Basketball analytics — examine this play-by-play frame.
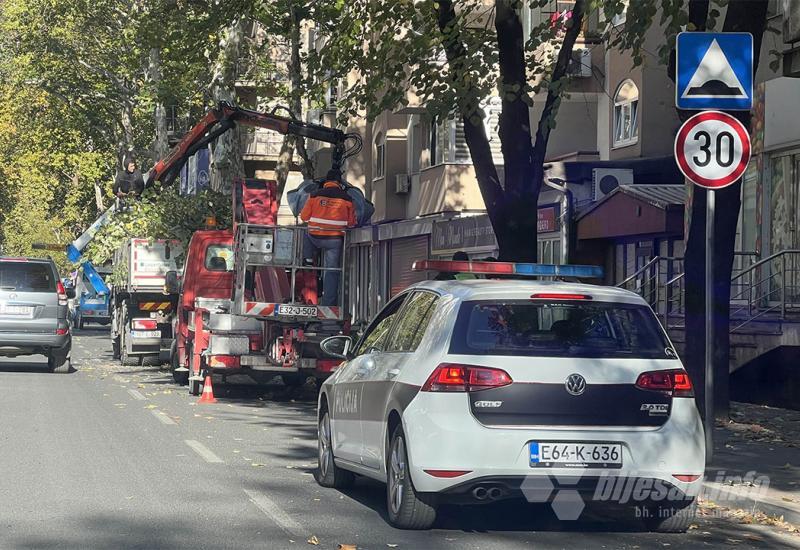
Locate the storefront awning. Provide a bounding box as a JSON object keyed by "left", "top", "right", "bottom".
{"left": 576, "top": 185, "right": 686, "bottom": 240}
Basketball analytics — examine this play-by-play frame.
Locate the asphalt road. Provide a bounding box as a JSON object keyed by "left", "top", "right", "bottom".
{"left": 0, "top": 329, "right": 796, "bottom": 550}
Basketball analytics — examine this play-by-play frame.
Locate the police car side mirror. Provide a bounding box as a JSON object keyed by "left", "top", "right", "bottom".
{"left": 321, "top": 335, "right": 352, "bottom": 360}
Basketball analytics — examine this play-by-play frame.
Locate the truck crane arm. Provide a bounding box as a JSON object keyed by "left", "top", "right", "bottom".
{"left": 66, "top": 101, "right": 361, "bottom": 263}
{"left": 146, "top": 101, "right": 361, "bottom": 188}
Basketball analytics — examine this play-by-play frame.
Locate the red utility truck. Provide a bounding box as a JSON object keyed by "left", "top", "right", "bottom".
{"left": 168, "top": 178, "right": 343, "bottom": 394}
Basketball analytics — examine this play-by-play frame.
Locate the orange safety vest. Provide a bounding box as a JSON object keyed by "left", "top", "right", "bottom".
{"left": 300, "top": 182, "right": 357, "bottom": 237}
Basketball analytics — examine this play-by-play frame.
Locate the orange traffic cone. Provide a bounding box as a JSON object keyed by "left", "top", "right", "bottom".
{"left": 198, "top": 375, "right": 217, "bottom": 404}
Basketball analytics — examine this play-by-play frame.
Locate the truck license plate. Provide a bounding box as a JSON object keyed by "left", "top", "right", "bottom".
{"left": 530, "top": 442, "right": 622, "bottom": 468}
{"left": 130, "top": 330, "right": 161, "bottom": 339}
{"left": 277, "top": 305, "right": 318, "bottom": 317}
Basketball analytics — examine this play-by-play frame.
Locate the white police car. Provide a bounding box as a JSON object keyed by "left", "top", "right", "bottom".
{"left": 315, "top": 261, "right": 705, "bottom": 531}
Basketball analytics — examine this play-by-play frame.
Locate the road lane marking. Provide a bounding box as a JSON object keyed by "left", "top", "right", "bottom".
{"left": 184, "top": 439, "right": 224, "bottom": 463}
{"left": 243, "top": 489, "right": 304, "bottom": 539}
{"left": 150, "top": 410, "right": 176, "bottom": 425}
{"left": 127, "top": 389, "right": 146, "bottom": 400}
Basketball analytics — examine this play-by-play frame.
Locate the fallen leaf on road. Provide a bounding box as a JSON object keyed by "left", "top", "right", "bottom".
{"left": 313, "top": 498, "right": 320, "bottom": 502}
{"left": 251, "top": 463, "right": 265, "bottom": 467}
{"left": 387, "top": 545, "right": 398, "bottom": 548}
{"left": 145, "top": 404, "right": 157, "bottom": 409}
{"left": 307, "top": 535, "right": 319, "bottom": 545}
{"left": 337, "top": 545, "right": 357, "bottom": 550}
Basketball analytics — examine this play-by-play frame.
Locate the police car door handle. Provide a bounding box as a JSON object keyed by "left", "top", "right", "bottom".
{"left": 387, "top": 368, "right": 400, "bottom": 378}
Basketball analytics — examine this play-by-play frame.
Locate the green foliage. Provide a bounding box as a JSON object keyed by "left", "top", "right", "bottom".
{"left": 84, "top": 186, "right": 232, "bottom": 266}
{"left": 0, "top": 0, "right": 251, "bottom": 274}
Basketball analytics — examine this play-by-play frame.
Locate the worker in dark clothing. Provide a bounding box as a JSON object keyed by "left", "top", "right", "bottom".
{"left": 113, "top": 155, "right": 145, "bottom": 204}
{"left": 300, "top": 170, "right": 357, "bottom": 306}
{"left": 435, "top": 251, "right": 473, "bottom": 280}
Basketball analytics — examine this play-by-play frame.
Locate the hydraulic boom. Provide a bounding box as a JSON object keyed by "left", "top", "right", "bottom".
{"left": 66, "top": 101, "right": 361, "bottom": 263}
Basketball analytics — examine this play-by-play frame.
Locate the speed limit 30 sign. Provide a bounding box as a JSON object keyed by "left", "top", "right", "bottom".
{"left": 674, "top": 111, "right": 751, "bottom": 189}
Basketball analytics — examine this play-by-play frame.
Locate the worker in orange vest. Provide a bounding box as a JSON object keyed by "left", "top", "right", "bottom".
{"left": 300, "top": 170, "right": 357, "bottom": 306}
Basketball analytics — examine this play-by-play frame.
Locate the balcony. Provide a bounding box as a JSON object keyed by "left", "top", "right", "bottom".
{"left": 241, "top": 128, "right": 298, "bottom": 161}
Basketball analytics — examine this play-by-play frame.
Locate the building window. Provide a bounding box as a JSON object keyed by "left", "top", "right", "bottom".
{"left": 374, "top": 134, "right": 385, "bottom": 179}
{"left": 613, "top": 79, "right": 639, "bottom": 147}
{"left": 427, "top": 117, "right": 471, "bottom": 167}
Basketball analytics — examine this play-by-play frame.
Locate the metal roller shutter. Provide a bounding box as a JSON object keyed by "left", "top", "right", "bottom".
{"left": 390, "top": 236, "right": 429, "bottom": 297}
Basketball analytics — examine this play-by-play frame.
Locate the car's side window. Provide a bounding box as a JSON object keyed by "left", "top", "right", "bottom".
{"left": 353, "top": 295, "right": 407, "bottom": 356}
{"left": 386, "top": 291, "right": 439, "bottom": 353}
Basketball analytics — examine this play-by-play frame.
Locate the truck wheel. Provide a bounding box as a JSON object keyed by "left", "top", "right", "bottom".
{"left": 120, "top": 326, "right": 138, "bottom": 366}
{"left": 75, "top": 312, "right": 84, "bottom": 330}
{"left": 111, "top": 336, "right": 121, "bottom": 360}
{"left": 171, "top": 351, "right": 188, "bottom": 385}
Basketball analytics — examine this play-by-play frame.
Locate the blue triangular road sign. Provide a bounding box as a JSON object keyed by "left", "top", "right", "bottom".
{"left": 676, "top": 32, "right": 753, "bottom": 110}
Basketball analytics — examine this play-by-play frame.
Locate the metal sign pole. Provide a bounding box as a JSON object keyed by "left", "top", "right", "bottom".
{"left": 705, "top": 189, "right": 715, "bottom": 465}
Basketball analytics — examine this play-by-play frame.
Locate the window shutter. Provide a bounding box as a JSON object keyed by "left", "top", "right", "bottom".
{"left": 390, "top": 236, "right": 429, "bottom": 296}
{"left": 453, "top": 119, "right": 471, "bottom": 162}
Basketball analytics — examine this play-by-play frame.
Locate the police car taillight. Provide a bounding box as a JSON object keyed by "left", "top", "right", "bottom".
{"left": 636, "top": 369, "right": 694, "bottom": 398}
{"left": 421, "top": 363, "right": 512, "bottom": 392}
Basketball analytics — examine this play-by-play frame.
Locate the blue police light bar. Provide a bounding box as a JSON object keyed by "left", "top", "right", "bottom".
{"left": 412, "top": 260, "right": 603, "bottom": 279}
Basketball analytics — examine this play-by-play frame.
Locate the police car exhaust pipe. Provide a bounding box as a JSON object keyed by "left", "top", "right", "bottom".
{"left": 472, "top": 487, "right": 488, "bottom": 500}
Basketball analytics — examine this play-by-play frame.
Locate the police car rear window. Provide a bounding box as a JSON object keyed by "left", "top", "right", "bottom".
{"left": 450, "top": 300, "right": 674, "bottom": 359}
{"left": 0, "top": 262, "right": 56, "bottom": 292}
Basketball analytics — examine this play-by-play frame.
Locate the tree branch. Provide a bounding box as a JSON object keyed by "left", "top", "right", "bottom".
{"left": 495, "top": 0, "right": 534, "bottom": 196}
{"left": 531, "top": 0, "right": 586, "bottom": 168}
{"left": 436, "top": 0, "right": 504, "bottom": 213}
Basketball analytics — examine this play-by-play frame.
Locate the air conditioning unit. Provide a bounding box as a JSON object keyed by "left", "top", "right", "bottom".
{"left": 568, "top": 48, "right": 592, "bottom": 78}
{"left": 592, "top": 168, "right": 633, "bottom": 201}
{"left": 395, "top": 173, "right": 410, "bottom": 194}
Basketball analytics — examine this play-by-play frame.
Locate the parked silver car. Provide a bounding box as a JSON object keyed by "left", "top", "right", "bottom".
{"left": 0, "top": 257, "right": 74, "bottom": 372}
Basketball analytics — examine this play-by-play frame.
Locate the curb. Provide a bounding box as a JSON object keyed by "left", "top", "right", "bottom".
{"left": 703, "top": 481, "right": 800, "bottom": 526}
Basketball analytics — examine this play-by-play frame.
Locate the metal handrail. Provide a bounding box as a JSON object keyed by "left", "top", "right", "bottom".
{"left": 730, "top": 249, "right": 800, "bottom": 283}
{"left": 618, "top": 250, "right": 800, "bottom": 334}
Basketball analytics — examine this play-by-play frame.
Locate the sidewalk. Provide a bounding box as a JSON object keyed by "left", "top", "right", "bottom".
{"left": 703, "top": 402, "right": 800, "bottom": 527}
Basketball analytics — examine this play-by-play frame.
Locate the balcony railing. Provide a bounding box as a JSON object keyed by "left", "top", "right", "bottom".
{"left": 241, "top": 128, "right": 298, "bottom": 160}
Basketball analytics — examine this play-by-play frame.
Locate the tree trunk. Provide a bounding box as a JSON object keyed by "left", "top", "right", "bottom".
{"left": 273, "top": 2, "right": 314, "bottom": 200}
{"left": 681, "top": 0, "right": 768, "bottom": 419}
{"left": 437, "top": 0, "right": 507, "bottom": 259}
{"left": 210, "top": 18, "right": 246, "bottom": 194}
{"left": 149, "top": 48, "right": 169, "bottom": 161}
{"left": 119, "top": 101, "right": 135, "bottom": 166}
{"left": 437, "top": 0, "right": 585, "bottom": 262}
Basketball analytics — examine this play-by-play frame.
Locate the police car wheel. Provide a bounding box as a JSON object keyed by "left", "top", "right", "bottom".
{"left": 643, "top": 498, "right": 696, "bottom": 533}
{"left": 314, "top": 409, "right": 354, "bottom": 489}
{"left": 386, "top": 425, "right": 437, "bottom": 530}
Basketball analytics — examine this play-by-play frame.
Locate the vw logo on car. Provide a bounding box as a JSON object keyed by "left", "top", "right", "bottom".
{"left": 565, "top": 373, "right": 587, "bottom": 396}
